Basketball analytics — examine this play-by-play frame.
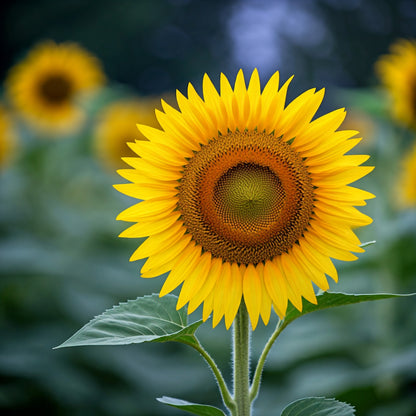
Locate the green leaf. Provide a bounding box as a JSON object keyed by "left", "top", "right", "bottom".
{"left": 55, "top": 294, "right": 203, "bottom": 348}
{"left": 281, "top": 292, "right": 415, "bottom": 331}
{"left": 281, "top": 397, "right": 355, "bottom": 416}
{"left": 157, "top": 396, "right": 226, "bottom": 416}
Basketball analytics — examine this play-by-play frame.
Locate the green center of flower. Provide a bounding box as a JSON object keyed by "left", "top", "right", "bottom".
{"left": 39, "top": 74, "right": 73, "bottom": 105}
{"left": 214, "top": 163, "right": 285, "bottom": 236}
{"left": 178, "top": 130, "right": 315, "bottom": 264}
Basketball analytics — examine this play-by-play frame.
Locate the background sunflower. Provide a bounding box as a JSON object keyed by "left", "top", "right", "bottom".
{"left": 0, "top": 1, "right": 416, "bottom": 415}
{"left": 5, "top": 40, "right": 105, "bottom": 136}
{"left": 0, "top": 105, "right": 17, "bottom": 168}
{"left": 375, "top": 39, "right": 416, "bottom": 129}
{"left": 93, "top": 96, "right": 175, "bottom": 171}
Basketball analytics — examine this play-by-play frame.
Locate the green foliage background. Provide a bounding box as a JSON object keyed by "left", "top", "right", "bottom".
{"left": 0, "top": 0, "right": 416, "bottom": 415}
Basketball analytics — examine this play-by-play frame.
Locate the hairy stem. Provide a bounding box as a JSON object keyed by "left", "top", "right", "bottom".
{"left": 250, "top": 318, "right": 284, "bottom": 402}
{"left": 233, "top": 303, "right": 251, "bottom": 416}
{"left": 183, "top": 338, "right": 235, "bottom": 412}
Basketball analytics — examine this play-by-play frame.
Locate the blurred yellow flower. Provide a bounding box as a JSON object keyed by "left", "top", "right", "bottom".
{"left": 93, "top": 98, "right": 164, "bottom": 171}
{"left": 375, "top": 38, "right": 416, "bottom": 128}
{"left": 398, "top": 140, "right": 416, "bottom": 208}
{"left": 0, "top": 105, "right": 18, "bottom": 169}
{"left": 115, "top": 69, "right": 374, "bottom": 330}
{"left": 5, "top": 40, "right": 105, "bottom": 136}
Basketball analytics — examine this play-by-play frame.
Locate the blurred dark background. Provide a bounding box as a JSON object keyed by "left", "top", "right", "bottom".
{"left": 1, "top": 0, "right": 416, "bottom": 415}
{"left": 2, "top": 0, "right": 416, "bottom": 96}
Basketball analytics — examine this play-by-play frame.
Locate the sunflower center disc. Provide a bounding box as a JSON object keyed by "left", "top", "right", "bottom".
{"left": 213, "top": 163, "right": 285, "bottom": 238}
{"left": 39, "top": 74, "right": 72, "bottom": 104}
{"left": 179, "top": 130, "right": 315, "bottom": 264}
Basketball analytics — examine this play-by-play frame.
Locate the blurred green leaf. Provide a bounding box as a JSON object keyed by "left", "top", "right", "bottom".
{"left": 55, "top": 294, "right": 203, "bottom": 348}
{"left": 336, "top": 88, "right": 387, "bottom": 117}
{"left": 281, "top": 397, "right": 355, "bottom": 416}
{"left": 281, "top": 292, "right": 415, "bottom": 331}
{"left": 157, "top": 396, "right": 226, "bottom": 416}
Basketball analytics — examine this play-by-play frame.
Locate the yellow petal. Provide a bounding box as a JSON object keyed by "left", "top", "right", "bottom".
{"left": 299, "top": 130, "right": 357, "bottom": 160}
{"left": 220, "top": 73, "right": 236, "bottom": 131}
{"left": 176, "top": 252, "right": 212, "bottom": 310}
{"left": 224, "top": 263, "right": 243, "bottom": 329}
{"left": 137, "top": 124, "right": 190, "bottom": 155}
{"left": 307, "top": 154, "right": 371, "bottom": 174}
{"left": 313, "top": 166, "right": 374, "bottom": 187}
{"left": 141, "top": 256, "right": 177, "bottom": 279}
{"left": 256, "top": 263, "right": 272, "bottom": 326}
{"left": 129, "top": 222, "right": 185, "bottom": 261}
{"left": 202, "top": 73, "right": 227, "bottom": 133}
{"left": 188, "top": 258, "right": 223, "bottom": 314}
{"left": 280, "top": 252, "right": 317, "bottom": 306}
{"left": 159, "top": 243, "right": 201, "bottom": 296}
{"left": 318, "top": 220, "right": 364, "bottom": 245}
{"left": 293, "top": 108, "right": 347, "bottom": 151}
{"left": 113, "top": 182, "right": 178, "bottom": 200}
{"left": 309, "top": 221, "right": 364, "bottom": 253}
{"left": 263, "top": 260, "right": 288, "bottom": 316}
{"left": 117, "top": 159, "right": 182, "bottom": 182}
{"left": 259, "top": 74, "right": 293, "bottom": 133}
{"left": 298, "top": 238, "right": 338, "bottom": 283}
{"left": 278, "top": 88, "right": 325, "bottom": 140}
{"left": 161, "top": 96, "right": 207, "bottom": 149}
{"left": 273, "top": 256, "right": 303, "bottom": 311}
{"left": 118, "top": 212, "right": 181, "bottom": 238}
{"left": 116, "top": 197, "right": 178, "bottom": 222}
{"left": 141, "top": 234, "right": 192, "bottom": 276}
{"left": 203, "top": 289, "right": 215, "bottom": 322}
{"left": 246, "top": 69, "right": 262, "bottom": 130}
{"left": 128, "top": 139, "right": 187, "bottom": 166}
{"left": 233, "top": 69, "right": 250, "bottom": 129}
{"left": 187, "top": 82, "right": 217, "bottom": 135}
{"left": 243, "top": 264, "right": 262, "bottom": 330}
{"left": 291, "top": 244, "right": 329, "bottom": 291}
{"left": 304, "top": 231, "right": 358, "bottom": 262}
{"left": 212, "top": 261, "right": 231, "bottom": 327}
{"left": 260, "top": 70, "right": 280, "bottom": 112}
{"left": 301, "top": 136, "right": 361, "bottom": 163}
{"left": 313, "top": 203, "right": 373, "bottom": 227}
{"left": 115, "top": 172, "right": 177, "bottom": 187}
{"left": 272, "top": 302, "right": 285, "bottom": 319}
{"left": 314, "top": 186, "right": 375, "bottom": 206}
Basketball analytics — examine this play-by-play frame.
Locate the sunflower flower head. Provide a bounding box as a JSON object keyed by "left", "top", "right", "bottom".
{"left": 93, "top": 98, "right": 163, "bottom": 171}
{"left": 397, "top": 140, "right": 416, "bottom": 208}
{"left": 115, "top": 69, "right": 374, "bottom": 330}
{"left": 5, "top": 40, "right": 106, "bottom": 136}
{"left": 375, "top": 38, "right": 416, "bottom": 129}
{"left": 0, "top": 105, "right": 18, "bottom": 169}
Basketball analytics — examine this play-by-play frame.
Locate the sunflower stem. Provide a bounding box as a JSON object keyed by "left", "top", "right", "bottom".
{"left": 233, "top": 302, "right": 251, "bottom": 416}
{"left": 182, "top": 339, "right": 235, "bottom": 412}
{"left": 250, "top": 318, "right": 284, "bottom": 402}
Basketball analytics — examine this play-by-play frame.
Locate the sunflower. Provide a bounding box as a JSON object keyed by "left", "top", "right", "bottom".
{"left": 115, "top": 69, "right": 374, "bottom": 329}
{"left": 398, "top": 140, "right": 416, "bottom": 207}
{"left": 5, "top": 40, "right": 105, "bottom": 135}
{"left": 375, "top": 38, "right": 416, "bottom": 128}
{"left": 94, "top": 98, "right": 164, "bottom": 171}
{"left": 0, "top": 105, "right": 17, "bottom": 169}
